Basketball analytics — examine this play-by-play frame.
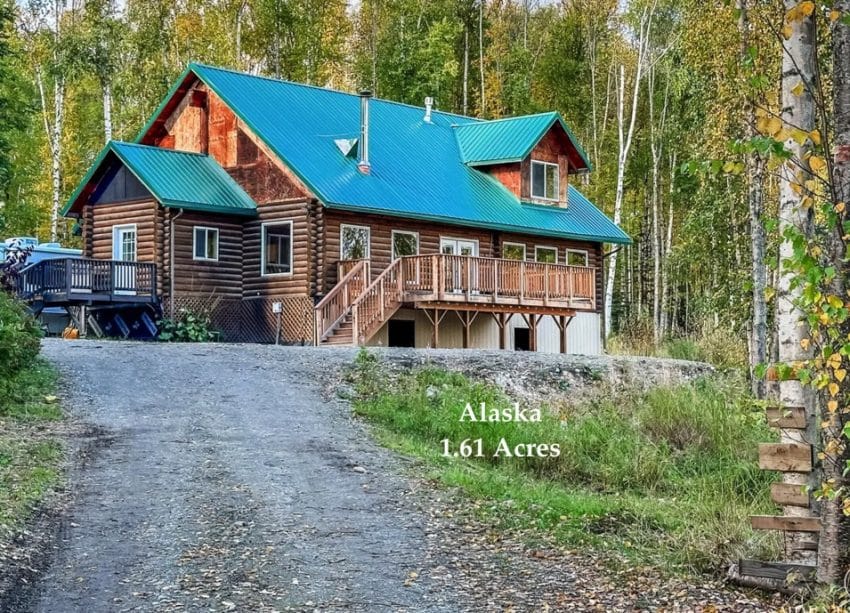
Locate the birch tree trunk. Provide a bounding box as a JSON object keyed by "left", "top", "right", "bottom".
{"left": 604, "top": 12, "right": 650, "bottom": 338}
{"left": 818, "top": 0, "right": 850, "bottom": 583}
{"left": 738, "top": 0, "right": 768, "bottom": 399}
{"left": 49, "top": 81, "right": 63, "bottom": 242}
{"left": 479, "top": 0, "right": 485, "bottom": 116}
{"left": 102, "top": 79, "right": 112, "bottom": 142}
{"left": 660, "top": 156, "right": 674, "bottom": 336}
{"left": 777, "top": 0, "right": 818, "bottom": 564}
{"left": 463, "top": 25, "right": 469, "bottom": 115}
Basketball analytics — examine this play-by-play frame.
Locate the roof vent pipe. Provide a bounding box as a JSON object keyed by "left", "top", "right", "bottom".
{"left": 424, "top": 97, "right": 433, "bottom": 123}
{"left": 358, "top": 90, "right": 372, "bottom": 175}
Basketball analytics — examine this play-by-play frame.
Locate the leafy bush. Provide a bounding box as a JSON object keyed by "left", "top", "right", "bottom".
{"left": 0, "top": 291, "right": 41, "bottom": 381}
{"left": 157, "top": 309, "right": 217, "bottom": 342}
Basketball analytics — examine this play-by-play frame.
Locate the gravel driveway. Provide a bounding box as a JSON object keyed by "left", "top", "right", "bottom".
{"left": 27, "top": 340, "right": 449, "bottom": 612}
{"left": 15, "top": 340, "right": 777, "bottom": 612}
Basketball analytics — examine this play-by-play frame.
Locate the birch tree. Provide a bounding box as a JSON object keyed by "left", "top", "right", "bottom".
{"left": 604, "top": 7, "right": 652, "bottom": 338}
{"left": 817, "top": 0, "right": 850, "bottom": 583}
{"left": 776, "top": 0, "right": 818, "bottom": 563}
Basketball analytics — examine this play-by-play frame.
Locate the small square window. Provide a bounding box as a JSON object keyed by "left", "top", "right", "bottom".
{"left": 392, "top": 231, "right": 418, "bottom": 259}
{"left": 531, "top": 161, "right": 559, "bottom": 201}
{"left": 193, "top": 227, "right": 219, "bottom": 261}
{"left": 567, "top": 250, "right": 588, "bottom": 267}
{"left": 341, "top": 224, "right": 370, "bottom": 260}
{"left": 535, "top": 246, "right": 557, "bottom": 264}
{"left": 502, "top": 243, "right": 526, "bottom": 261}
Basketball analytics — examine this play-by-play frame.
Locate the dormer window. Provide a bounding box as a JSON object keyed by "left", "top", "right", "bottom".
{"left": 531, "top": 161, "right": 559, "bottom": 201}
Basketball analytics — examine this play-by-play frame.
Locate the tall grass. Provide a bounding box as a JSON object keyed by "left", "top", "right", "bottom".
{"left": 347, "top": 350, "right": 779, "bottom": 574}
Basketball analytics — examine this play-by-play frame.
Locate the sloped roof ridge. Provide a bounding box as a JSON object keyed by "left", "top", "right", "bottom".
{"left": 189, "top": 62, "right": 481, "bottom": 123}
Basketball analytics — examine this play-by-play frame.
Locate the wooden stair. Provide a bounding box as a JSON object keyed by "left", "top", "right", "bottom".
{"left": 322, "top": 315, "right": 355, "bottom": 345}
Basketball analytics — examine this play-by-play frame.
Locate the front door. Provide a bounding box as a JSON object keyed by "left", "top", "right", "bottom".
{"left": 440, "top": 238, "right": 478, "bottom": 292}
{"left": 112, "top": 224, "right": 137, "bottom": 294}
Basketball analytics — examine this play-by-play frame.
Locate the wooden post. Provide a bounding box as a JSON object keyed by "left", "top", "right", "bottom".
{"left": 530, "top": 314, "right": 539, "bottom": 351}
{"left": 432, "top": 308, "right": 440, "bottom": 348}
{"left": 493, "top": 259, "right": 499, "bottom": 302}
{"left": 559, "top": 315, "right": 567, "bottom": 354}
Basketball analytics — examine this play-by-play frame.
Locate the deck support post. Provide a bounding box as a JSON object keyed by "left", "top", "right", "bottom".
{"left": 492, "top": 312, "right": 513, "bottom": 350}
{"left": 422, "top": 307, "right": 447, "bottom": 349}
{"left": 455, "top": 310, "right": 479, "bottom": 349}
{"left": 554, "top": 315, "right": 574, "bottom": 354}
{"left": 521, "top": 313, "right": 540, "bottom": 352}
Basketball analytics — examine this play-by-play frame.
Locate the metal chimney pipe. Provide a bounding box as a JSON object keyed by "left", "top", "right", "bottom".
{"left": 358, "top": 90, "right": 372, "bottom": 174}
{"left": 424, "top": 97, "right": 433, "bottom": 123}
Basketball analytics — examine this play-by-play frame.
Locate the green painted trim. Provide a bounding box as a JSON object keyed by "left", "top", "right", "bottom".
{"left": 466, "top": 157, "right": 524, "bottom": 167}
{"left": 62, "top": 140, "right": 258, "bottom": 219}
{"left": 555, "top": 115, "right": 593, "bottom": 172}
{"left": 133, "top": 64, "right": 196, "bottom": 144}
{"left": 61, "top": 141, "right": 115, "bottom": 216}
{"left": 323, "top": 200, "right": 631, "bottom": 244}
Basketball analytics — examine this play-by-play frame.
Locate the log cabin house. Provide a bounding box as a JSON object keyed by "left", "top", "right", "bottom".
{"left": 60, "top": 63, "right": 630, "bottom": 352}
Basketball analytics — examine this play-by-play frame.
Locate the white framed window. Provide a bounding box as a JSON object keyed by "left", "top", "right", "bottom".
{"left": 531, "top": 160, "right": 559, "bottom": 201}
{"left": 193, "top": 226, "right": 219, "bottom": 261}
{"left": 566, "top": 249, "right": 589, "bottom": 267}
{"left": 502, "top": 242, "right": 526, "bottom": 261}
{"left": 261, "top": 221, "right": 293, "bottom": 276}
{"left": 391, "top": 230, "right": 419, "bottom": 259}
{"left": 439, "top": 237, "right": 478, "bottom": 256}
{"left": 340, "top": 224, "right": 370, "bottom": 260}
{"left": 112, "top": 224, "right": 137, "bottom": 262}
{"left": 535, "top": 245, "right": 558, "bottom": 264}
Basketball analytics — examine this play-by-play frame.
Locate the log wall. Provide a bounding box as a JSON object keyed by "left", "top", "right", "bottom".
{"left": 84, "top": 199, "right": 158, "bottom": 263}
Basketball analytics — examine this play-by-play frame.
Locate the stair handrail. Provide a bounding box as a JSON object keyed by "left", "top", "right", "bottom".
{"left": 314, "top": 259, "right": 370, "bottom": 344}
{"left": 14, "top": 259, "right": 50, "bottom": 300}
{"left": 349, "top": 258, "right": 404, "bottom": 344}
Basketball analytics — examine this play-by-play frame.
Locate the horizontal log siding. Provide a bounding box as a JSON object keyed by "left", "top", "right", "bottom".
{"left": 322, "top": 211, "right": 494, "bottom": 291}
{"left": 170, "top": 212, "right": 243, "bottom": 299}
{"left": 87, "top": 199, "right": 158, "bottom": 262}
{"left": 496, "top": 232, "right": 603, "bottom": 313}
{"left": 242, "top": 199, "right": 312, "bottom": 298}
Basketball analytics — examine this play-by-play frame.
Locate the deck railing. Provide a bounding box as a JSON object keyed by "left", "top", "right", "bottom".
{"left": 316, "top": 254, "right": 596, "bottom": 345}
{"left": 397, "top": 255, "right": 595, "bottom": 308}
{"left": 350, "top": 258, "right": 404, "bottom": 344}
{"left": 314, "top": 259, "right": 371, "bottom": 343}
{"left": 16, "top": 258, "right": 157, "bottom": 302}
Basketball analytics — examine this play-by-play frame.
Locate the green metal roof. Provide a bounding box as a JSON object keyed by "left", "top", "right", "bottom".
{"left": 63, "top": 141, "right": 257, "bottom": 217}
{"left": 454, "top": 112, "right": 592, "bottom": 170}
{"left": 125, "top": 63, "right": 629, "bottom": 244}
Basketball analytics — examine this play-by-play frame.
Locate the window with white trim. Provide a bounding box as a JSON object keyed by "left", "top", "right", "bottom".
{"left": 531, "top": 160, "right": 559, "bottom": 201}
{"left": 535, "top": 246, "right": 558, "bottom": 264}
{"left": 502, "top": 242, "right": 526, "bottom": 261}
{"left": 193, "top": 226, "right": 219, "bottom": 261}
{"left": 262, "top": 222, "right": 293, "bottom": 276}
{"left": 566, "top": 249, "right": 588, "bottom": 267}
{"left": 391, "top": 230, "right": 419, "bottom": 259}
{"left": 340, "top": 224, "right": 370, "bottom": 260}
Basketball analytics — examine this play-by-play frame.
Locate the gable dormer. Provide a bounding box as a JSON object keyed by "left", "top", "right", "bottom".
{"left": 454, "top": 112, "right": 590, "bottom": 208}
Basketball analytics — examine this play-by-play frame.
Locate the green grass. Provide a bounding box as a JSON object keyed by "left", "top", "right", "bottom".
{"left": 346, "top": 349, "right": 780, "bottom": 575}
{"left": 0, "top": 359, "right": 64, "bottom": 537}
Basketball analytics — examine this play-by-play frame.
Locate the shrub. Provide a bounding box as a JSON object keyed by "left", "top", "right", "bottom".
{"left": 157, "top": 309, "right": 217, "bottom": 342}
{"left": 0, "top": 291, "right": 42, "bottom": 380}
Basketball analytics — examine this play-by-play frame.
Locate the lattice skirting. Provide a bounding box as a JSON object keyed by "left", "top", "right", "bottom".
{"left": 165, "top": 295, "right": 314, "bottom": 344}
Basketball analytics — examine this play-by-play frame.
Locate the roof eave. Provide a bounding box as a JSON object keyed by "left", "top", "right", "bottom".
{"left": 323, "top": 200, "right": 631, "bottom": 245}
{"left": 159, "top": 200, "right": 258, "bottom": 217}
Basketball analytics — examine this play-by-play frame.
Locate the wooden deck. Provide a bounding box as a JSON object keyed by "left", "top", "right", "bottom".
{"left": 315, "top": 254, "right": 595, "bottom": 346}
{"left": 16, "top": 258, "right": 158, "bottom": 306}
